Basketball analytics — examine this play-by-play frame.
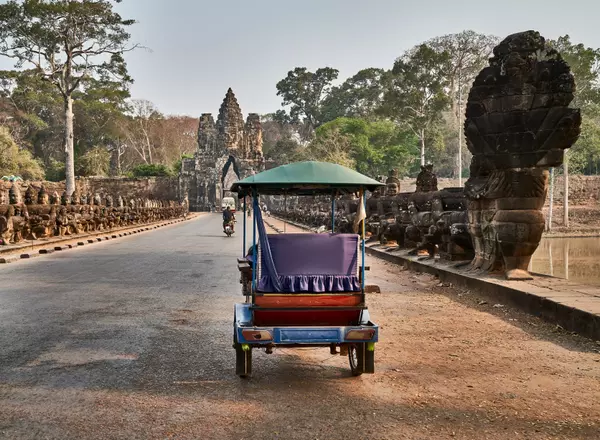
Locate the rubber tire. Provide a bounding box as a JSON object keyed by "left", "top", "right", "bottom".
{"left": 349, "top": 343, "right": 375, "bottom": 376}
{"left": 235, "top": 344, "right": 252, "bottom": 378}
{"left": 348, "top": 344, "right": 364, "bottom": 376}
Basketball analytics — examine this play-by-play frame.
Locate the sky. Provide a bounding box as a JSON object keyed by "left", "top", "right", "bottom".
{"left": 3, "top": 0, "right": 600, "bottom": 117}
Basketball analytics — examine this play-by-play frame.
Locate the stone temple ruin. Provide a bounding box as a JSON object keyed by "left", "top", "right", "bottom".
{"left": 179, "top": 88, "right": 265, "bottom": 211}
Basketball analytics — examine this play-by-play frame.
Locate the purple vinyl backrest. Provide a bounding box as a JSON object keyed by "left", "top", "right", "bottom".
{"left": 261, "top": 233, "right": 358, "bottom": 276}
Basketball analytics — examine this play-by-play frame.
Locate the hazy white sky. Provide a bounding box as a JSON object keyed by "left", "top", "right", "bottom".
{"left": 3, "top": 0, "right": 600, "bottom": 117}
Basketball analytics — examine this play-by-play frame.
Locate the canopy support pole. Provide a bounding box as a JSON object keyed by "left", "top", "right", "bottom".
{"left": 331, "top": 192, "right": 335, "bottom": 233}
{"left": 361, "top": 189, "right": 366, "bottom": 293}
{"left": 242, "top": 197, "right": 247, "bottom": 257}
{"left": 252, "top": 192, "right": 257, "bottom": 294}
{"left": 283, "top": 193, "right": 287, "bottom": 233}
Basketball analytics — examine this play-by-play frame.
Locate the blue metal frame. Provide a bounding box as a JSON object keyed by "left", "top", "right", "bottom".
{"left": 361, "top": 189, "right": 366, "bottom": 292}
{"left": 234, "top": 303, "right": 378, "bottom": 346}
{"left": 251, "top": 192, "right": 257, "bottom": 294}
{"left": 242, "top": 197, "right": 247, "bottom": 256}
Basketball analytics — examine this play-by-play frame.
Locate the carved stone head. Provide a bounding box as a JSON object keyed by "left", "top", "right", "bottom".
{"left": 71, "top": 189, "right": 81, "bottom": 205}
{"left": 50, "top": 191, "right": 60, "bottom": 205}
{"left": 0, "top": 189, "right": 7, "bottom": 205}
{"left": 61, "top": 191, "right": 70, "bottom": 206}
{"left": 416, "top": 164, "right": 438, "bottom": 193}
{"left": 117, "top": 195, "right": 124, "bottom": 208}
{"left": 94, "top": 193, "right": 102, "bottom": 206}
{"left": 38, "top": 185, "right": 49, "bottom": 205}
{"left": 9, "top": 183, "right": 22, "bottom": 204}
{"left": 25, "top": 186, "right": 35, "bottom": 205}
{"left": 105, "top": 195, "right": 113, "bottom": 207}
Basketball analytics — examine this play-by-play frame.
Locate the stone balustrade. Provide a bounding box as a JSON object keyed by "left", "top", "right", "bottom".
{"left": 0, "top": 183, "right": 189, "bottom": 245}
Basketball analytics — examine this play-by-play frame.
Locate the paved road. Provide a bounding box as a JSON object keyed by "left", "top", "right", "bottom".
{"left": 1, "top": 214, "right": 599, "bottom": 440}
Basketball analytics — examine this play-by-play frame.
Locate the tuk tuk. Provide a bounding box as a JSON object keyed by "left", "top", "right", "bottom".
{"left": 231, "top": 161, "right": 383, "bottom": 378}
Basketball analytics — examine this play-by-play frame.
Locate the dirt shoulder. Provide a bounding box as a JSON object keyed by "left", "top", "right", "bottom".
{"left": 262, "top": 217, "right": 600, "bottom": 439}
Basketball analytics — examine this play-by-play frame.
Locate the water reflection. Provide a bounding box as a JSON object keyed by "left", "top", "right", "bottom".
{"left": 530, "top": 237, "right": 600, "bottom": 285}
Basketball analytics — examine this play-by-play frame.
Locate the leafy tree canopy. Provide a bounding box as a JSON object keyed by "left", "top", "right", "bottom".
{"left": 0, "top": 126, "right": 44, "bottom": 180}
{"left": 276, "top": 67, "right": 339, "bottom": 129}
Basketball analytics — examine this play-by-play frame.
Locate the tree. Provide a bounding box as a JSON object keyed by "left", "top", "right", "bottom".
{"left": 0, "top": 69, "right": 64, "bottom": 161}
{"left": 302, "top": 128, "right": 355, "bottom": 169}
{"left": 568, "top": 104, "right": 600, "bottom": 174}
{"left": 314, "top": 117, "right": 417, "bottom": 178}
{"left": 426, "top": 31, "right": 498, "bottom": 181}
{"left": 549, "top": 35, "right": 600, "bottom": 109}
{"left": 131, "top": 163, "right": 173, "bottom": 177}
{"left": 0, "top": 0, "right": 137, "bottom": 195}
{"left": 121, "top": 99, "right": 161, "bottom": 165}
{"left": 276, "top": 67, "right": 339, "bottom": 129}
{"left": 321, "top": 68, "right": 390, "bottom": 122}
{"left": 426, "top": 31, "right": 498, "bottom": 118}
{"left": 75, "top": 145, "right": 110, "bottom": 176}
{"left": 0, "top": 126, "right": 44, "bottom": 180}
{"left": 379, "top": 44, "right": 451, "bottom": 166}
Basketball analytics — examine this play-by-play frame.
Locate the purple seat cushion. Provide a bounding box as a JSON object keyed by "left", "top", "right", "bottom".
{"left": 258, "top": 233, "right": 360, "bottom": 293}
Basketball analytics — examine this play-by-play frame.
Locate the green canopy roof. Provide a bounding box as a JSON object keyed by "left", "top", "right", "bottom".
{"left": 230, "top": 161, "right": 384, "bottom": 196}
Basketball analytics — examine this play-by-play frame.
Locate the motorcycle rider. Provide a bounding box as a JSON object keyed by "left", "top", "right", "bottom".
{"left": 223, "top": 206, "right": 235, "bottom": 233}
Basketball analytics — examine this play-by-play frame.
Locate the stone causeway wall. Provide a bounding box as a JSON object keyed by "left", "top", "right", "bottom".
{"left": 0, "top": 176, "right": 179, "bottom": 202}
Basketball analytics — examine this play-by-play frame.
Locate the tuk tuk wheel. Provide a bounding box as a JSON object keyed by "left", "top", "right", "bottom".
{"left": 235, "top": 344, "right": 252, "bottom": 378}
{"left": 348, "top": 343, "right": 375, "bottom": 376}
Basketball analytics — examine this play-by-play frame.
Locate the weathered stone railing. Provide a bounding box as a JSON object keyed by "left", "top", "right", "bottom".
{"left": 0, "top": 183, "right": 188, "bottom": 245}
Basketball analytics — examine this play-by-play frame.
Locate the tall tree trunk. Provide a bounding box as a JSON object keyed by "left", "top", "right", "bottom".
{"left": 563, "top": 152, "right": 569, "bottom": 228}
{"left": 420, "top": 129, "right": 426, "bottom": 166}
{"left": 63, "top": 94, "right": 75, "bottom": 196}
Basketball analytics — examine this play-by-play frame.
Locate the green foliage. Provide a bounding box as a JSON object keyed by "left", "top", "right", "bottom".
{"left": 45, "top": 159, "right": 66, "bottom": 182}
{"left": 0, "top": 126, "right": 44, "bottom": 180}
{"left": 264, "top": 138, "right": 303, "bottom": 167}
{"left": 76, "top": 146, "right": 111, "bottom": 177}
{"left": 172, "top": 153, "right": 194, "bottom": 174}
{"left": 568, "top": 105, "right": 600, "bottom": 174}
{"left": 548, "top": 36, "right": 600, "bottom": 174}
{"left": 302, "top": 128, "right": 355, "bottom": 169}
{"left": 379, "top": 44, "right": 451, "bottom": 165}
{"left": 0, "top": 0, "right": 137, "bottom": 190}
{"left": 308, "top": 117, "right": 418, "bottom": 177}
{"left": 131, "top": 163, "right": 174, "bottom": 177}
{"left": 321, "top": 68, "right": 390, "bottom": 122}
{"left": 276, "top": 67, "right": 339, "bottom": 128}
{"left": 548, "top": 35, "right": 600, "bottom": 109}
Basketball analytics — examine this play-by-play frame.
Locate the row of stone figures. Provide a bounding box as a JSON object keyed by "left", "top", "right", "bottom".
{"left": 0, "top": 183, "right": 189, "bottom": 245}
{"left": 269, "top": 165, "right": 474, "bottom": 262}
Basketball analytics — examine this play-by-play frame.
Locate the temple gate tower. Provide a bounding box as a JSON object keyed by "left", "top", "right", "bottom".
{"left": 179, "top": 88, "right": 265, "bottom": 211}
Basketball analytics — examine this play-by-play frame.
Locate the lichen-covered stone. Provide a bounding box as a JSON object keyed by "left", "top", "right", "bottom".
{"left": 464, "top": 31, "right": 582, "bottom": 280}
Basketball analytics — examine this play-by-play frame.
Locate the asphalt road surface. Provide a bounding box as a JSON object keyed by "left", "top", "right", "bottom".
{"left": 0, "top": 214, "right": 598, "bottom": 440}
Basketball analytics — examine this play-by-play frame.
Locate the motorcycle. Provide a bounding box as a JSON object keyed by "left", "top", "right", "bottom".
{"left": 224, "top": 220, "right": 235, "bottom": 237}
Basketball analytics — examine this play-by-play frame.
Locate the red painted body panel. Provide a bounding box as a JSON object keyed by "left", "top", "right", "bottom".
{"left": 253, "top": 309, "right": 361, "bottom": 326}
{"left": 254, "top": 294, "right": 362, "bottom": 308}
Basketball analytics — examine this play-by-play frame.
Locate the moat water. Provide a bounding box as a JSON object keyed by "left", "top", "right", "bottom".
{"left": 530, "top": 237, "right": 600, "bottom": 286}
